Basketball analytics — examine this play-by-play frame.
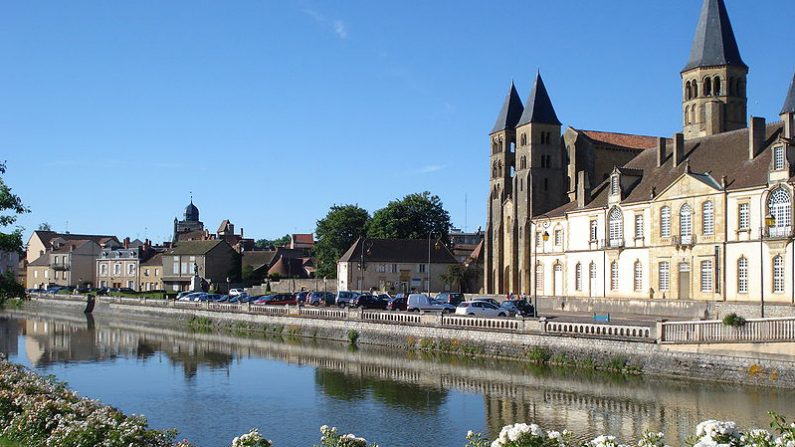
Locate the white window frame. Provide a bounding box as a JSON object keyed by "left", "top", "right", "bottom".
{"left": 610, "top": 261, "right": 619, "bottom": 291}
{"left": 633, "top": 261, "right": 642, "bottom": 292}
{"left": 590, "top": 220, "right": 598, "bottom": 242}
{"left": 738, "top": 257, "right": 748, "bottom": 294}
{"left": 659, "top": 262, "right": 670, "bottom": 292}
{"left": 738, "top": 203, "right": 750, "bottom": 230}
{"left": 660, "top": 207, "right": 671, "bottom": 237}
{"left": 700, "top": 260, "right": 713, "bottom": 292}
{"left": 575, "top": 263, "right": 582, "bottom": 291}
{"left": 554, "top": 229, "right": 562, "bottom": 246}
{"left": 774, "top": 256, "right": 785, "bottom": 293}
{"left": 774, "top": 145, "right": 786, "bottom": 170}
{"left": 634, "top": 214, "right": 644, "bottom": 239}
{"left": 702, "top": 201, "right": 714, "bottom": 235}
{"left": 608, "top": 207, "right": 623, "bottom": 246}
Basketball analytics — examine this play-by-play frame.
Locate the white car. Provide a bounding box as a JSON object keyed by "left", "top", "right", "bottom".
{"left": 455, "top": 301, "right": 509, "bottom": 317}
{"left": 407, "top": 293, "right": 455, "bottom": 313}
{"left": 229, "top": 288, "right": 245, "bottom": 296}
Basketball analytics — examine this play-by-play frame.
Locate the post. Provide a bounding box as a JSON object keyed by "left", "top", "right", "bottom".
{"left": 427, "top": 232, "right": 432, "bottom": 295}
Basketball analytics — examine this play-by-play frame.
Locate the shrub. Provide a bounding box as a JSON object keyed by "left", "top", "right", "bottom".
{"left": 419, "top": 338, "right": 434, "bottom": 350}
{"left": 347, "top": 329, "right": 359, "bottom": 345}
{"left": 723, "top": 313, "right": 747, "bottom": 327}
{"left": 527, "top": 346, "right": 550, "bottom": 364}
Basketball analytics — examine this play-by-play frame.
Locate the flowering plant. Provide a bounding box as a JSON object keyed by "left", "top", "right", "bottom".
{"left": 316, "top": 425, "right": 378, "bottom": 447}
{"left": 232, "top": 428, "right": 272, "bottom": 447}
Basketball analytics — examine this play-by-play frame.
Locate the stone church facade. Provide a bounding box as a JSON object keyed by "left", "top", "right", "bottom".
{"left": 485, "top": 0, "right": 795, "bottom": 310}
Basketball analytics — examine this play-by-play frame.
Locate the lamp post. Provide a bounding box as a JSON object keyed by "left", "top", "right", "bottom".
{"left": 427, "top": 232, "right": 442, "bottom": 296}
{"left": 532, "top": 214, "right": 550, "bottom": 317}
{"left": 760, "top": 203, "right": 775, "bottom": 318}
{"left": 358, "top": 239, "right": 372, "bottom": 293}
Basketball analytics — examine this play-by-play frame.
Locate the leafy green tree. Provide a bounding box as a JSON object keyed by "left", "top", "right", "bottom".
{"left": 314, "top": 204, "right": 370, "bottom": 278}
{"left": 0, "top": 162, "right": 28, "bottom": 303}
{"left": 440, "top": 263, "right": 479, "bottom": 293}
{"left": 255, "top": 234, "right": 291, "bottom": 249}
{"left": 367, "top": 191, "right": 450, "bottom": 241}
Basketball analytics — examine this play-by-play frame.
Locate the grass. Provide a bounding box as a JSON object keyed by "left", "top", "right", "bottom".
{"left": 0, "top": 437, "right": 20, "bottom": 446}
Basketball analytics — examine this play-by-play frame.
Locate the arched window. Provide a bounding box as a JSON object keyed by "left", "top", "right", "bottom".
{"left": 691, "top": 106, "right": 696, "bottom": 124}
{"left": 609, "top": 207, "right": 623, "bottom": 246}
{"left": 575, "top": 263, "right": 582, "bottom": 291}
{"left": 768, "top": 188, "right": 791, "bottom": 232}
{"left": 610, "top": 261, "right": 619, "bottom": 291}
{"left": 704, "top": 77, "right": 712, "bottom": 96}
{"left": 686, "top": 81, "right": 692, "bottom": 100}
{"left": 680, "top": 204, "right": 692, "bottom": 238}
{"left": 692, "top": 80, "right": 698, "bottom": 97}
{"left": 702, "top": 201, "right": 714, "bottom": 235}
{"left": 634, "top": 260, "right": 642, "bottom": 292}
{"left": 685, "top": 105, "right": 690, "bottom": 125}
{"left": 774, "top": 256, "right": 785, "bottom": 293}
{"left": 714, "top": 77, "right": 721, "bottom": 96}
{"left": 589, "top": 262, "right": 597, "bottom": 281}
{"left": 492, "top": 161, "right": 498, "bottom": 178}
{"left": 737, "top": 257, "right": 748, "bottom": 294}
{"left": 520, "top": 133, "right": 527, "bottom": 146}
{"left": 520, "top": 155, "right": 526, "bottom": 170}
{"left": 660, "top": 206, "right": 671, "bottom": 237}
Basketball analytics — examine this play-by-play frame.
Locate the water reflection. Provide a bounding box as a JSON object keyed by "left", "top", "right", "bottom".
{"left": 1, "top": 312, "right": 794, "bottom": 446}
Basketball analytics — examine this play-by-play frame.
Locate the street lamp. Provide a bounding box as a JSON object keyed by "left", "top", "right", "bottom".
{"left": 760, "top": 208, "right": 775, "bottom": 319}
{"left": 532, "top": 214, "right": 550, "bottom": 317}
{"left": 358, "top": 239, "right": 372, "bottom": 293}
{"left": 427, "top": 233, "right": 442, "bottom": 296}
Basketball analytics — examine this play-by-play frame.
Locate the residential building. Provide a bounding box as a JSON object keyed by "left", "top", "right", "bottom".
{"left": 140, "top": 253, "right": 163, "bottom": 291}
{"left": 95, "top": 239, "right": 159, "bottom": 290}
{"left": 27, "top": 238, "right": 113, "bottom": 289}
{"left": 161, "top": 240, "right": 240, "bottom": 292}
{"left": 26, "top": 231, "right": 117, "bottom": 265}
{"left": 0, "top": 251, "right": 20, "bottom": 278}
{"left": 337, "top": 238, "right": 459, "bottom": 294}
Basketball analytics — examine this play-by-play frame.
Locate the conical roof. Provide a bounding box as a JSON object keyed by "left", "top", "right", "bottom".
{"left": 490, "top": 82, "right": 524, "bottom": 134}
{"left": 781, "top": 71, "right": 795, "bottom": 115}
{"left": 517, "top": 72, "right": 560, "bottom": 126}
{"left": 683, "top": 0, "right": 746, "bottom": 71}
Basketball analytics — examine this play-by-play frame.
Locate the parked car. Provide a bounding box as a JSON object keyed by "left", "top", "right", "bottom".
{"left": 472, "top": 297, "right": 502, "bottom": 307}
{"left": 351, "top": 294, "right": 388, "bottom": 309}
{"left": 386, "top": 296, "right": 407, "bottom": 311}
{"left": 406, "top": 293, "right": 455, "bottom": 313}
{"left": 435, "top": 292, "right": 465, "bottom": 306}
{"left": 335, "top": 291, "right": 360, "bottom": 308}
{"left": 307, "top": 291, "right": 336, "bottom": 306}
{"left": 455, "top": 301, "right": 508, "bottom": 317}
{"left": 253, "top": 293, "right": 296, "bottom": 305}
{"left": 178, "top": 292, "right": 204, "bottom": 301}
{"left": 502, "top": 299, "right": 535, "bottom": 317}
{"left": 294, "top": 291, "right": 310, "bottom": 305}
{"left": 229, "top": 288, "right": 245, "bottom": 296}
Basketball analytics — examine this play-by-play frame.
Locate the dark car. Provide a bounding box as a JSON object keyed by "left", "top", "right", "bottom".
{"left": 504, "top": 299, "right": 535, "bottom": 317}
{"left": 253, "top": 293, "right": 296, "bottom": 305}
{"left": 352, "top": 294, "right": 388, "bottom": 309}
{"left": 386, "top": 296, "right": 407, "bottom": 311}
{"left": 307, "top": 291, "right": 335, "bottom": 306}
{"left": 435, "top": 292, "right": 465, "bottom": 306}
{"left": 294, "top": 291, "right": 310, "bottom": 305}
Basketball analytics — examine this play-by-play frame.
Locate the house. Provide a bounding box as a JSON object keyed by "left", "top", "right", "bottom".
{"left": 95, "top": 238, "right": 160, "bottom": 290}
{"left": 27, "top": 237, "right": 115, "bottom": 289}
{"left": 161, "top": 240, "right": 240, "bottom": 292}
{"left": 337, "top": 238, "right": 459, "bottom": 294}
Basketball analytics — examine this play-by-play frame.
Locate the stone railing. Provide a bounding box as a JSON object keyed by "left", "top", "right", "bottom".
{"left": 660, "top": 317, "right": 795, "bottom": 343}
{"left": 299, "top": 307, "right": 349, "bottom": 320}
{"left": 546, "top": 321, "right": 652, "bottom": 340}
{"left": 361, "top": 310, "right": 421, "bottom": 325}
{"left": 249, "top": 304, "right": 291, "bottom": 316}
{"left": 441, "top": 315, "right": 522, "bottom": 331}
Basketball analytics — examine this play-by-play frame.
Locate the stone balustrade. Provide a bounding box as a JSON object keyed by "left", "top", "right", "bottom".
{"left": 660, "top": 317, "right": 795, "bottom": 343}
{"left": 546, "top": 321, "right": 652, "bottom": 340}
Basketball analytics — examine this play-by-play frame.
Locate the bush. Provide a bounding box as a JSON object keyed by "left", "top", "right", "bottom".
{"left": 527, "top": 346, "right": 550, "bottom": 364}
{"left": 346, "top": 329, "right": 359, "bottom": 345}
{"left": 723, "top": 313, "right": 747, "bottom": 327}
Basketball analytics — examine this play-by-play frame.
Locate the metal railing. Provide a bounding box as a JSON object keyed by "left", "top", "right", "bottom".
{"left": 767, "top": 225, "right": 793, "bottom": 239}
{"left": 52, "top": 262, "right": 71, "bottom": 271}
{"left": 660, "top": 317, "right": 795, "bottom": 343}
{"left": 672, "top": 234, "right": 696, "bottom": 247}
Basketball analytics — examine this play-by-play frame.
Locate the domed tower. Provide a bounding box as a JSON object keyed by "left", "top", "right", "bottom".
{"left": 172, "top": 198, "right": 205, "bottom": 242}
{"left": 682, "top": 0, "right": 747, "bottom": 139}
{"left": 184, "top": 200, "right": 200, "bottom": 222}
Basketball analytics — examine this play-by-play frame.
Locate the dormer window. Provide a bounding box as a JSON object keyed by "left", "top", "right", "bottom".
{"left": 774, "top": 145, "right": 785, "bottom": 171}
{"left": 610, "top": 175, "right": 620, "bottom": 196}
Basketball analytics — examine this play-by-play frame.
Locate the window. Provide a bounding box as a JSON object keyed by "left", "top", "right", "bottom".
{"left": 609, "top": 207, "right": 623, "bottom": 246}
{"left": 634, "top": 214, "right": 644, "bottom": 239}
{"left": 535, "top": 232, "right": 541, "bottom": 246}
{"left": 589, "top": 262, "right": 597, "bottom": 280}
{"left": 181, "top": 262, "right": 189, "bottom": 275}
{"left": 34, "top": 270, "right": 38, "bottom": 279}
{"left": 738, "top": 257, "right": 748, "bottom": 294}
{"left": 377, "top": 264, "right": 386, "bottom": 273}
{"left": 390, "top": 264, "right": 398, "bottom": 273}
{"left": 610, "top": 175, "right": 620, "bottom": 195}
{"left": 127, "top": 281, "right": 134, "bottom": 289}
{"left": 100, "top": 263, "right": 108, "bottom": 276}
{"left": 113, "top": 263, "right": 121, "bottom": 275}
{"left": 774, "top": 146, "right": 785, "bottom": 170}
{"left": 610, "top": 261, "right": 619, "bottom": 291}
{"left": 768, "top": 188, "right": 791, "bottom": 230}
{"left": 738, "top": 203, "right": 750, "bottom": 230}
{"left": 575, "top": 263, "right": 582, "bottom": 291}
{"left": 680, "top": 204, "right": 692, "bottom": 237}
{"left": 634, "top": 261, "right": 642, "bottom": 292}
{"left": 660, "top": 206, "right": 671, "bottom": 237}
{"left": 774, "top": 256, "right": 785, "bottom": 293}
{"left": 700, "top": 260, "right": 713, "bottom": 292}
{"left": 155, "top": 268, "right": 159, "bottom": 276}
{"left": 520, "top": 156, "right": 527, "bottom": 170}
{"left": 173, "top": 259, "right": 180, "bottom": 274}
{"left": 554, "top": 230, "right": 562, "bottom": 246}
{"left": 520, "top": 133, "right": 527, "bottom": 146}
{"left": 702, "top": 201, "right": 714, "bottom": 235}
{"left": 659, "top": 262, "right": 670, "bottom": 292}
{"left": 127, "top": 264, "right": 135, "bottom": 275}
{"left": 535, "top": 264, "right": 544, "bottom": 292}
{"left": 590, "top": 220, "right": 598, "bottom": 242}
{"left": 418, "top": 264, "right": 427, "bottom": 273}
{"left": 44, "top": 270, "right": 49, "bottom": 279}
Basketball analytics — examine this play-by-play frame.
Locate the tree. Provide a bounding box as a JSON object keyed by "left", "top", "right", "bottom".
{"left": 314, "top": 204, "right": 370, "bottom": 278}
{"left": 38, "top": 222, "right": 52, "bottom": 231}
{"left": 0, "top": 162, "right": 28, "bottom": 303}
{"left": 440, "top": 263, "right": 479, "bottom": 293}
{"left": 368, "top": 191, "right": 451, "bottom": 241}
{"left": 255, "top": 234, "right": 291, "bottom": 249}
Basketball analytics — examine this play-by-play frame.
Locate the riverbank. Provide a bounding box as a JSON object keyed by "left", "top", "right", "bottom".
{"left": 17, "top": 295, "right": 795, "bottom": 388}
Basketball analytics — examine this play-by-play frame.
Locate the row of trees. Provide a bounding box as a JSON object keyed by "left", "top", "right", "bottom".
{"left": 314, "top": 191, "right": 452, "bottom": 278}
{"left": 0, "top": 162, "right": 27, "bottom": 303}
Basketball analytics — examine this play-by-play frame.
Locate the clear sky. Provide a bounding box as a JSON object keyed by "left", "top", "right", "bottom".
{"left": 3, "top": 1, "right": 794, "bottom": 244}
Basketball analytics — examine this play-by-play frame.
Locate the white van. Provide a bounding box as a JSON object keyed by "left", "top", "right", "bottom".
{"left": 406, "top": 293, "right": 455, "bottom": 313}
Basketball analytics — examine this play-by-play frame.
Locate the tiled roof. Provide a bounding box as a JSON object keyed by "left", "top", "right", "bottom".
{"left": 268, "top": 256, "right": 310, "bottom": 279}
{"left": 242, "top": 250, "right": 278, "bottom": 270}
{"left": 338, "top": 238, "right": 459, "bottom": 264}
{"left": 578, "top": 129, "right": 660, "bottom": 150}
{"left": 517, "top": 72, "right": 560, "bottom": 126}
{"left": 683, "top": 0, "right": 746, "bottom": 71}
{"left": 141, "top": 253, "right": 163, "bottom": 267}
{"left": 491, "top": 81, "right": 524, "bottom": 133}
{"left": 166, "top": 240, "right": 226, "bottom": 255}
{"left": 292, "top": 233, "right": 314, "bottom": 245}
{"left": 35, "top": 231, "right": 118, "bottom": 247}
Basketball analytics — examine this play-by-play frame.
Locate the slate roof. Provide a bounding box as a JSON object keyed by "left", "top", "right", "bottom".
{"left": 242, "top": 250, "right": 278, "bottom": 270}
{"left": 35, "top": 231, "right": 118, "bottom": 247}
{"left": 683, "top": 0, "right": 746, "bottom": 71}
{"left": 517, "top": 72, "right": 561, "bottom": 126}
{"left": 268, "top": 256, "right": 310, "bottom": 279}
{"left": 338, "top": 238, "right": 459, "bottom": 264}
{"left": 491, "top": 82, "right": 524, "bottom": 133}
{"left": 51, "top": 240, "right": 94, "bottom": 254}
{"left": 545, "top": 122, "right": 786, "bottom": 218}
{"left": 165, "top": 240, "right": 226, "bottom": 255}
{"left": 781, "top": 72, "right": 795, "bottom": 115}
{"left": 141, "top": 253, "right": 163, "bottom": 267}
{"left": 578, "top": 129, "right": 660, "bottom": 151}
{"left": 28, "top": 256, "right": 50, "bottom": 267}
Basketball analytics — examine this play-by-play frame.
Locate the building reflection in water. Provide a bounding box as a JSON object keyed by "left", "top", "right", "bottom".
{"left": 2, "top": 313, "right": 795, "bottom": 445}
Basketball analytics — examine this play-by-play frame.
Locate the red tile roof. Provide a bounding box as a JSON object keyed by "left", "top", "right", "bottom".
{"left": 579, "top": 129, "right": 660, "bottom": 150}
{"left": 292, "top": 234, "right": 314, "bottom": 245}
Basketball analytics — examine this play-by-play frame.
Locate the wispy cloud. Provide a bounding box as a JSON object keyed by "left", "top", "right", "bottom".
{"left": 302, "top": 7, "right": 348, "bottom": 40}
{"left": 413, "top": 164, "right": 447, "bottom": 174}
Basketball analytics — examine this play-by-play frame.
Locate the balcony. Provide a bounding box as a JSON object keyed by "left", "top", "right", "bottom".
{"left": 601, "top": 238, "right": 625, "bottom": 249}
{"left": 672, "top": 234, "right": 696, "bottom": 248}
{"left": 766, "top": 225, "right": 793, "bottom": 240}
{"left": 52, "top": 262, "right": 71, "bottom": 271}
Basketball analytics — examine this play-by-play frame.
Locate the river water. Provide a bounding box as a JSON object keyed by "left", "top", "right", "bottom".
{"left": 1, "top": 311, "right": 794, "bottom": 447}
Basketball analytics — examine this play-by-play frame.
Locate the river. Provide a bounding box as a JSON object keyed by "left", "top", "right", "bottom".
{"left": 1, "top": 311, "right": 794, "bottom": 447}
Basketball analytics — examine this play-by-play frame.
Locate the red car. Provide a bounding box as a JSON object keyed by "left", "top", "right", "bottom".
{"left": 386, "top": 296, "right": 407, "bottom": 311}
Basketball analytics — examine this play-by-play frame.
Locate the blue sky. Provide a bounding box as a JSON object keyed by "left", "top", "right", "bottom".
{"left": 3, "top": 1, "right": 794, "bottom": 244}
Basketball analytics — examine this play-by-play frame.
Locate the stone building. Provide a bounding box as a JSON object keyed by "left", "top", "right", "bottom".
{"left": 25, "top": 231, "right": 121, "bottom": 289}
{"left": 519, "top": 0, "right": 795, "bottom": 310}
{"left": 161, "top": 240, "right": 240, "bottom": 292}
{"left": 173, "top": 200, "right": 205, "bottom": 242}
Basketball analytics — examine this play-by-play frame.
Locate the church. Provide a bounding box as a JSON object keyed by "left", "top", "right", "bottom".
{"left": 485, "top": 0, "right": 795, "bottom": 309}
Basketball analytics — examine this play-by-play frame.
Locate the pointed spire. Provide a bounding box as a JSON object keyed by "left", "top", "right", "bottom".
{"left": 517, "top": 72, "right": 560, "bottom": 126}
{"left": 683, "top": 0, "right": 746, "bottom": 71}
{"left": 490, "top": 81, "right": 524, "bottom": 134}
{"left": 781, "top": 71, "right": 795, "bottom": 115}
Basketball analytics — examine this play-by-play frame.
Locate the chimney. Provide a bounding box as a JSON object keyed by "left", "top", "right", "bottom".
{"left": 576, "top": 170, "right": 591, "bottom": 208}
{"left": 656, "top": 137, "right": 667, "bottom": 167}
{"left": 749, "top": 116, "right": 766, "bottom": 159}
{"left": 240, "top": 227, "right": 244, "bottom": 238}
{"left": 123, "top": 237, "right": 130, "bottom": 249}
{"left": 673, "top": 133, "right": 685, "bottom": 167}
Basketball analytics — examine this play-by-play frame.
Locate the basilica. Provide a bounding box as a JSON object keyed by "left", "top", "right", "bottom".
{"left": 485, "top": 0, "right": 795, "bottom": 309}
